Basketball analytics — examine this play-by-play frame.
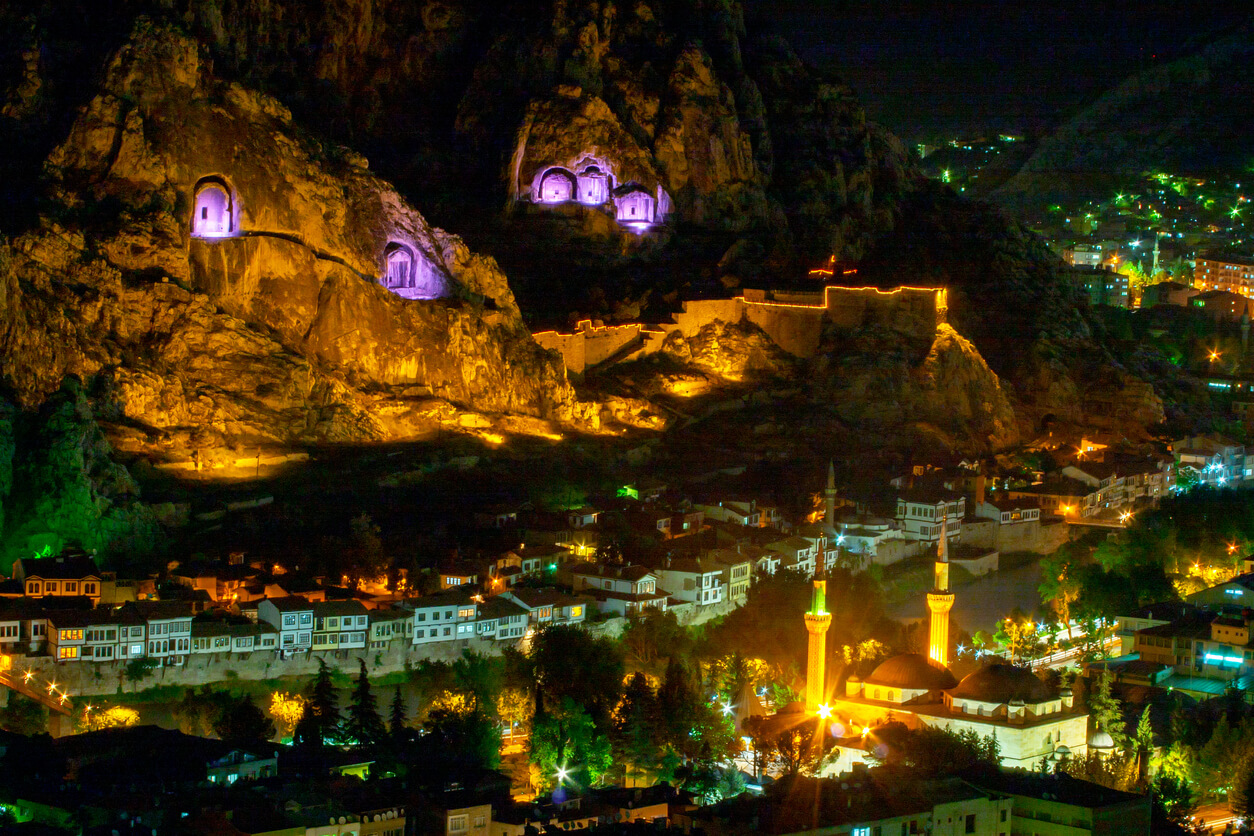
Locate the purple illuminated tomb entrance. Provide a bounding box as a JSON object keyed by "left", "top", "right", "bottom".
{"left": 380, "top": 242, "right": 445, "bottom": 300}
{"left": 576, "top": 165, "right": 609, "bottom": 205}
{"left": 615, "top": 186, "right": 656, "bottom": 226}
{"left": 538, "top": 168, "right": 576, "bottom": 203}
{"left": 191, "top": 176, "right": 236, "bottom": 238}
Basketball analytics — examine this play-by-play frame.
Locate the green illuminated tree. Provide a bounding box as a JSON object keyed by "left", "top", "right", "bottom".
{"left": 1088, "top": 670, "right": 1127, "bottom": 749}
{"left": 344, "top": 659, "right": 386, "bottom": 746}
{"left": 531, "top": 696, "right": 612, "bottom": 790}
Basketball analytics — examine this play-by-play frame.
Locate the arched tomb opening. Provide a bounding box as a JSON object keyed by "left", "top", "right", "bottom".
{"left": 380, "top": 242, "right": 446, "bottom": 300}
{"left": 537, "top": 168, "right": 576, "bottom": 204}
{"left": 576, "top": 165, "right": 610, "bottom": 205}
{"left": 191, "top": 177, "right": 236, "bottom": 238}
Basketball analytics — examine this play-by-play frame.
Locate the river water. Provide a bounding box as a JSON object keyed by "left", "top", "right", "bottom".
{"left": 888, "top": 556, "right": 1048, "bottom": 635}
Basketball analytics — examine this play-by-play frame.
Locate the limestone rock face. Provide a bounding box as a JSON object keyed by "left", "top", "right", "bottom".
{"left": 661, "top": 320, "right": 796, "bottom": 381}
{"left": 0, "top": 22, "right": 580, "bottom": 457}
{"left": 652, "top": 45, "right": 764, "bottom": 226}
{"left": 812, "top": 323, "right": 1021, "bottom": 453}
{"left": 510, "top": 92, "right": 663, "bottom": 202}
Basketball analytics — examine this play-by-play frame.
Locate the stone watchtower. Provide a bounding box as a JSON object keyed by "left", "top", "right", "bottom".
{"left": 804, "top": 580, "right": 833, "bottom": 711}
{"left": 926, "top": 517, "right": 955, "bottom": 669}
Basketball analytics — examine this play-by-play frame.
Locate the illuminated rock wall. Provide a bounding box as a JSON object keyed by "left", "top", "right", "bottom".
{"left": 536, "top": 286, "right": 946, "bottom": 374}
{"left": 0, "top": 22, "right": 580, "bottom": 454}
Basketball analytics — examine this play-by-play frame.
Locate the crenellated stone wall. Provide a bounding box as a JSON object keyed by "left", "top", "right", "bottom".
{"left": 536, "top": 286, "right": 946, "bottom": 375}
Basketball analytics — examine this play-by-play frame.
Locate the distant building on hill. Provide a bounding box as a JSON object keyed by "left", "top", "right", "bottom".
{"left": 1190, "top": 289, "right": 1254, "bottom": 322}
{"left": 1195, "top": 252, "right": 1254, "bottom": 296}
{"left": 1141, "top": 280, "right": 1198, "bottom": 308}
{"left": 1064, "top": 265, "right": 1129, "bottom": 308}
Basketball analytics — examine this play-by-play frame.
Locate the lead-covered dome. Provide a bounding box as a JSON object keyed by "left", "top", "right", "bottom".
{"left": 947, "top": 664, "right": 1054, "bottom": 704}
{"left": 865, "top": 653, "right": 958, "bottom": 691}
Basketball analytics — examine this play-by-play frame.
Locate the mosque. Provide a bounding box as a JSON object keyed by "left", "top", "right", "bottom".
{"left": 812, "top": 519, "right": 1091, "bottom": 771}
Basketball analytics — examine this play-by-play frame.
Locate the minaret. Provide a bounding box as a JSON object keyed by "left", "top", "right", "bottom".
{"left": 824, "top": 460, "right": 837, "bottom": 527}
{"left": 803, "top": 580, "right": 833, "bottom": 712}
{"left": 925, "top": 516, "right": 955, "bottom": 669}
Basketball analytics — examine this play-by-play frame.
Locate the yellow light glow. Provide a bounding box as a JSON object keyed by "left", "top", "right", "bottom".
{"left": 861, "top": 726, "right": 870, "bottom": 736}
{"left": 816, "top": 703, "right": 832, "bottom": 719}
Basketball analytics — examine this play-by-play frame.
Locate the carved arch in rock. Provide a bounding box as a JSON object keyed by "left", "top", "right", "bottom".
{"left": 536, "top": 167, "right": 577, "bottom": 203}
{"left": 191, "top": 176, "right": 237, "bottom": 238}
{"left": 381, "top": 241, "right": 446, "bottom": 300}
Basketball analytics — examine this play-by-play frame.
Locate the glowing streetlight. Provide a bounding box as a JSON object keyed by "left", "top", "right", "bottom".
{"left": 721, "top": 701, "right": 734, "bottom": 716}
{"left": 1130, "top": 239, "right": 1141, "bottom": 248}
{"left": 861, "top": 726, "right": 871, "bottom": 737}
{"left": 1120, "top": 510, "right": 1133, "bottom": 524}
{"left": 1229, "top": 543, "right": 1239, "bottom": 555}
{"left": 555, "top": 766, "right": 570, "bottom": 783}
{"left": 816, "top": 703, "right": 832, "bottom": 719}
{"left": 22, "top": 669, "right": 34, "bottom": 683}
{"left": 1209, "top": 349, "right": 1221, "bottom": 363}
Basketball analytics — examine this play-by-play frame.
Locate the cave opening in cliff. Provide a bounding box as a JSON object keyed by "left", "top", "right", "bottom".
{"left": 381, "top": 242, "right": 445, "bottom": 300}
{"left": 385, "top": 244, "right": 415, "bottom": 289}
{"left": 191, "top": 177, "right": 236, "bottom": 238}
{"left": 538, "top": 168, "right": 576, "bottom": 203}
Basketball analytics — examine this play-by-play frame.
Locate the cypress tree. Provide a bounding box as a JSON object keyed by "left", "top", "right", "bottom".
{"left": 389, "top": 685, "right": 408, "bottom": 740}
{"left": 344, "top": 658, "right": 386, "bottom": 746}
{"left": 305, "top": 658, "right": 341, "bottom": 744}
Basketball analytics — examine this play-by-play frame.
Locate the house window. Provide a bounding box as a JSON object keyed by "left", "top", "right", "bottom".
{"left": 458, "top": 608, "right": 474, "bottom": 619}
{"left": 84, "top": 582, "right": 97, "bottom": 595}
{"left": 570, "top": 606, "right": 583, "bottom": 618}
{"left": 416, "top": 629, "right": 425, "bottom": 638}
{"left": 965, "top": 814, "right": 976, "bottom": 834}
{"left": 448, "top": 815, "right": 468, "bottom": 833}
{"left": 60, "top": 629, "right": 83, "bottom": 641}
{"left": 46, "top": 582, "right": 58, "bottom": 593}
{"left": 59, "top": 646, "right": 78, "bottom": 659}
{"left": 25, "top": 581, "right": 39, "bottom": 595}
{"left": 64, "top": 582, "right": 78, "bottom": 593}
{"left": 474, "top": 815, "right": 486, "bottom": 828}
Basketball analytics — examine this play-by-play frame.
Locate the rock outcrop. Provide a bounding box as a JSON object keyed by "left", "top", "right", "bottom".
{"left": 0, "top": 22, "right": 584, "bottom": 462}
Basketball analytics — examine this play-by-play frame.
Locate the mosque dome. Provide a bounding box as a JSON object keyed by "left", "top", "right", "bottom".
{"left": 865, "top": 653, "right": 958, "bottom": 691}
{"left": 1088, "top": 729, "right": 1115, "bottom": 751}
{"left": 947, "top": 664, "right": 1055, "bottom": 704}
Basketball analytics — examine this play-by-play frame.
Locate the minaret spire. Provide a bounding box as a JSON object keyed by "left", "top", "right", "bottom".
{"left": 824, "top": 460, "right": 837, "bottom": 527}
{"left": 926, "top": 514, "right": 955, "bottom": 669}
{"left": 803, "top": 580, "right": 833, "bottom": 712}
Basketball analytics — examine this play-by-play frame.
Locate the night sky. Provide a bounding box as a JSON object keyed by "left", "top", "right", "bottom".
{"left": 750, "top": 0, "right": 1250, "bottom": 140}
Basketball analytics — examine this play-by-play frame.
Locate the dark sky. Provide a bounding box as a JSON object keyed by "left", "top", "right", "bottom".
{"left": 749, "top": 0, "right": 1250, "bottom": 140}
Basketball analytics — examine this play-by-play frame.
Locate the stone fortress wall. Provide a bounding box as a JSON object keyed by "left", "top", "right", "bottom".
{"left": 533, "top": 286, "right": 947, "bottom": 377}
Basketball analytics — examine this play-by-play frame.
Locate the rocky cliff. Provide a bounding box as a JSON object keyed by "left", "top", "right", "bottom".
{"left": 0, "top": 1, "right": 1173, "bottom": 473}
{"left": 0, "top": 22, "right": 589, "bottom": 467}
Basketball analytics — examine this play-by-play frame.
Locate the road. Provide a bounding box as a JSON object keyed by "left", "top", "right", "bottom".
{"left": 888, "top": 556, "right": 1047, "bottom": 635}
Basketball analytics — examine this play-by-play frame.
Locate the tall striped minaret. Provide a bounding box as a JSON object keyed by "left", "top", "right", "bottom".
{"left": 804, "top": 580, "right": 832, "bottom": 712}
{"left": 926, "top": 516, "right": 955, "bottom": 669}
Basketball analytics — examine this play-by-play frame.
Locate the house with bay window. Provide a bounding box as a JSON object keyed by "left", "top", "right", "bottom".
{"left": 403, "top": 590, "right": 478, "bottom": 646}
{"left": 257, "top": 596, "right": 314, "bottom": 654}
{"left": 13, "top": 550, "right": 102, "bottom": 604}
{"left": 312, "top": 600, "right": 370, "bottom": 653}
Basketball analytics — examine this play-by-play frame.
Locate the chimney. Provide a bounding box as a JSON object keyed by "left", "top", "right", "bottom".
{"left": 975, "top": 474, "right": 986, "bottom": 507}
